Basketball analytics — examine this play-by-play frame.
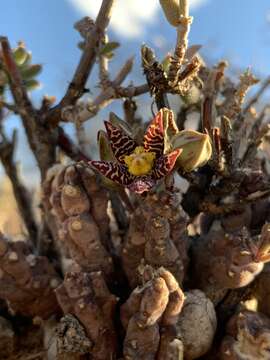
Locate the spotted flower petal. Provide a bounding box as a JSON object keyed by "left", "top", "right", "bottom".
{"left": 104, "top": 121, "right": 137, "bottom": 164}
{"left": 143, "top": 109, "right": 165, "bottom": 156}
{"left": 153, "top": 149, "right": 182, "bottom": 179}
{"left": 127, "top": 176, "right": 156, "bottom": 194}
{"left": 89, "top": 160, "right": 134, "bottom": 186}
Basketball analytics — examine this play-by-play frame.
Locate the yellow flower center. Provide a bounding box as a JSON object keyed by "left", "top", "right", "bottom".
{"left": 124, "top": 146, "right": 156, "bottom": 176}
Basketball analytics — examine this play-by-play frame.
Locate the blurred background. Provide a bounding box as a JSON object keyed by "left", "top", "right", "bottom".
{"left": 0, "top": 0, "right": 270, "bottom": 233}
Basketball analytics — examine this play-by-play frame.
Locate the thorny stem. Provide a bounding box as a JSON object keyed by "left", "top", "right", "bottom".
{"left": 123, "top": 98, "right": 137, "bottom": 125}
{"left": 0, "top": 36, "right": 56, "bottom": 180}
{"left": 74, "top": 121, "right": 90, "bottom": 157}
{"left": 0, "top": 37, "right": 61, "bottom": 260}
{"left": 243, "top": 76, "right": 270, "bottom": 114}
{"left": 57, "top": 126, "right": 90, "bottom": 162}
{"left": 168, "top": 0, "right": 193, "bottom": 86}
{"left": 220, "top": 115, "right": 233, "bottom": 169}
{"left": 117, "top": 83, "right": 149, "bottom": 97}
{"left": 155, "top": 91, "right": 170, "bottom": 110}
{"left": 202, "top": 66, "right": 226, "bottom": 134}
{"left": 98, "top": 34, "right": 110, "bottom": 89}
{"left": 240, "top": 123, "right": 270, "bottom": 167}
{"left": 46, "top": 0, "right": 116, "bottom": 126}
{"left": 62, "top": 58, "right": 149, "bottom": 123}
{"left": 202, "top": 97, "right": 213, "bottom": 134}
{"left": 0, "top": 100, "right": 19, "bottom": 114}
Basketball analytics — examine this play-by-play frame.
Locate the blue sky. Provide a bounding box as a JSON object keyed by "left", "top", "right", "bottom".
{"left": 1, "top": 0, "right": 270, "bottom": 182}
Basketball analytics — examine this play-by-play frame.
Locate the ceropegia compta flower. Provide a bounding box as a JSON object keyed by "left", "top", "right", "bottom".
{"left": 89, "top": 108, "right": 212, "bottom": 193}
{"left": 89, "top": 109, "right": 182, "bottom": 194}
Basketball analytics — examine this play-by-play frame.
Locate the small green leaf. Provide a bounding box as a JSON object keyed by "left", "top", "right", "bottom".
{"left": 20, "top": 64, "right": 42, "bottom": 80}
{"left": 100, "top": 41, "right": 120, "bottom": 56}
{"left": 104, "top": 52, "right": 115, "bottom": 60}
{"left": 24, "top": 79, "right": 40, "bottom": 91}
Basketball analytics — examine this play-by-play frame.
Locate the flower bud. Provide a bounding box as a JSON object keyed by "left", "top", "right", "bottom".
{"left": 171, "top": 130, "right": 212, "bottom": 172}
{"left": 141, "top": 44, "right": 156, "bottom": 68}
{"left": 12, "top": 42, "right": 28, "bottom": 65}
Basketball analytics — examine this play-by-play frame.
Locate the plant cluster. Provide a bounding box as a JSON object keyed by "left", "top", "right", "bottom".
{"left": 0, "top": 0, "right": 270, "bottom": 359}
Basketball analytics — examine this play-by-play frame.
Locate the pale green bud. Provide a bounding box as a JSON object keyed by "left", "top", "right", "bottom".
{"left": 13, "top": 43, "right": 28, "bottom": 65}
{"left": 171, "top": 130, "right": 212, "bottom": 172}
{"left": 141, "top": 44, "right": 156, "bottom": 68}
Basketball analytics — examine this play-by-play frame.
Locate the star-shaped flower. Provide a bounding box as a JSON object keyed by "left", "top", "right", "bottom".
{"left": 89, "top": 110, "right": 182, "bottom": 194}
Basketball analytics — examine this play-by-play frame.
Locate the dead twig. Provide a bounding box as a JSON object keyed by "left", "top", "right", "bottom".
{"left": 62, "top": 58, "right": 149, "bottom": 123}
{"left": 167, "top": 0, "right": 193, "bottom": 87}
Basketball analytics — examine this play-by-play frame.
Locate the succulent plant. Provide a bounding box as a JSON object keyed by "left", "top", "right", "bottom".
{"left": 221, "top": 310, "right": 270, "bottom": 360}
{"left": 0, "top": 41, "right": 41, "bottom": 95}
{"left": 1, "top": 1, "right": 270, "bottom": 359}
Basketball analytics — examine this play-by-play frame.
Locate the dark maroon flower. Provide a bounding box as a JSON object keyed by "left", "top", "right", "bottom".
{"left": 89, "top": 109, "right": 181, "bottom": 193}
